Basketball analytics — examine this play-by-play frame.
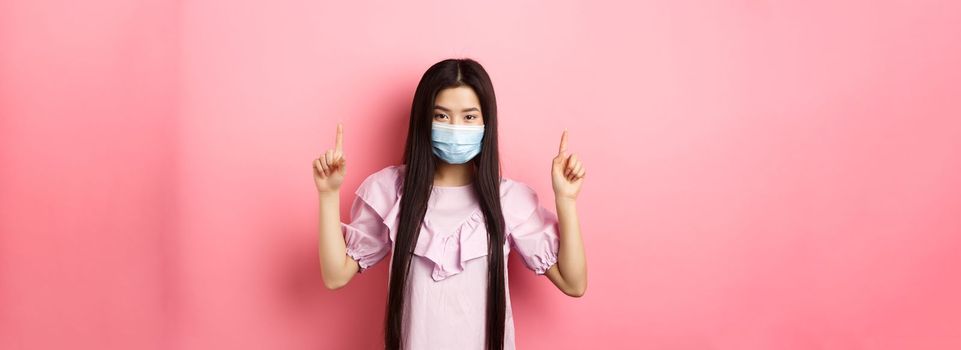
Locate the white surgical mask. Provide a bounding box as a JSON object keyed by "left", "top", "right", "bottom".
{"left": 430, "top": 122, "right": 485, "bottom": 164}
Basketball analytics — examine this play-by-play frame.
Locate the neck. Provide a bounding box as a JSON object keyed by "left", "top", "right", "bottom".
{"left": 434, "top": 161, "right": 474, "bottom": 186}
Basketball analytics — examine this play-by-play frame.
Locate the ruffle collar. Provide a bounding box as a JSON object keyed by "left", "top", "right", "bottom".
{"left": 377, "top": 167, "right": 539, "bottom": 282}
{"left": 384, "top": 196, "right": 504, "bottom": 281}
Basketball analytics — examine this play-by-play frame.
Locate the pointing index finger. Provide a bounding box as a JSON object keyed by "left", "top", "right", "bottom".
{"left": 558, "top": 128, "right": 568, "bottom": 155}
{"left": 335, "top": 122, "right": 344, "bottom": 152}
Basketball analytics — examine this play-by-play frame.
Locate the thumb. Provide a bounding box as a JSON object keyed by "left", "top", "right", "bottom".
{"left": 334, "top": 157, "right": 347, "bottom": 175}
{"left": 554, "top": 150, "right": 569, "bottom": 165}
{"left": 553, "top": 154, "right": 569, "bottom": 177}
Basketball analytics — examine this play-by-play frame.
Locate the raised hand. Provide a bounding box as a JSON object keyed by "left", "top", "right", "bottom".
{"left": 313, "top": 122, "right": 347, "bottom": 193}
{"left": 551, "top": 129, "right": 585, "bottom": 201}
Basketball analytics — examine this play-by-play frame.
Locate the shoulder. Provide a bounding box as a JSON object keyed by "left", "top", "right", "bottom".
{"left": 366, "top": 163, "right": 405, "bottom": 184}
{"left": 499, "top": 177, "right": 537, "bottom": 200}
{"left": 499, "top": 177, "right": 543, "bottom": 229}
{"left": 356, "top": 164, "right": 405, "bottom": 201}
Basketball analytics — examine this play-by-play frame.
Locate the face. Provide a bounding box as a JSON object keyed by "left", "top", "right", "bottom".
{"left": 432, "top": 86, "right": 484, "bottom": 126}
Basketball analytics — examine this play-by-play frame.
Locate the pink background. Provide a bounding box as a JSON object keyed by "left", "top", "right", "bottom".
{"left": 2, "top": 1, "right": 960, "bottom": 349}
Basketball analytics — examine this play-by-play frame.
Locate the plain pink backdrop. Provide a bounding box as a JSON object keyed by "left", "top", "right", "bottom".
{"left": 2, "top": 1, "right": 960, "bottom": 349}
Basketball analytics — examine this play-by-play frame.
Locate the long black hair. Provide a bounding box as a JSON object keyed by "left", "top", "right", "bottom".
{"left": 384, "top": 58, "right": 506, "bottom": 350}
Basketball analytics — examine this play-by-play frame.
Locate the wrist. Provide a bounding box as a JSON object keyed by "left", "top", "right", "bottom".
{"left": 317, "top": 190, "right": 340, "bottom": 200}
{"left": 555, "top": 196, "right": 577, "bottom": 207}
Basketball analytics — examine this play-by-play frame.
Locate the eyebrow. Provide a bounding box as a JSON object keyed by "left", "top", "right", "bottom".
{"left": 434, "top": 105, "right": 481, "bottom": 113}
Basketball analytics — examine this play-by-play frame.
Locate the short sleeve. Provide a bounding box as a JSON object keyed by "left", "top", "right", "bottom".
{"left": 503, "top": 180, "right": 560, "bottom": 275}
{"left": 340, "top": 165, "right": 403, "bottom": 273}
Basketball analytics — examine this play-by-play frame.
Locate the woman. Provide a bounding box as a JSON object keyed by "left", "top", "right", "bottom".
{"left": 314, "top": 58, "right": 587, "bottom": 350}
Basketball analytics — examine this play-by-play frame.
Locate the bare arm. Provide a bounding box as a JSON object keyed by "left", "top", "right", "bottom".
{"left": 544, "top": 197, "right": 587, "bottom": 297}
{"left": 313, "top": 122, "right": 360, "bottom": 290}
{"left": 317, "top": 190, "right": 360, "bottom": 290}
{"left": 545, "top": 128, "right": 588, "bottom": 297}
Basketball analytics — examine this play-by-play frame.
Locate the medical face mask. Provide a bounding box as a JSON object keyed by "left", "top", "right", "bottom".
{"left": 431, "top": 122, "right": 485, "bottom": 164}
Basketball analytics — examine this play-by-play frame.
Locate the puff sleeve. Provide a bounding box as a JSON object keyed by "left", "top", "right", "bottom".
{"left": 340, "top": 165, "right": 402, "bottom": 274}
{"left": 503, "top": 180, "right": 560, "bottom": 275}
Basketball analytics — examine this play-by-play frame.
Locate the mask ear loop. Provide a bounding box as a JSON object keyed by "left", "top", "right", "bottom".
{"left": 472, "top": 127, "right": 485, "bottom": 178}
{"left": 471, "top": 153, "right": 480, "bottom": 179}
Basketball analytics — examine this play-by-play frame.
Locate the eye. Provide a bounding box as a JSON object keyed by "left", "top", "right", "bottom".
{"left": 466, "top": 115, "right": 478, "bottom": 121}
{"left": 434, "top": 114, "right": 448, "bottom": 120}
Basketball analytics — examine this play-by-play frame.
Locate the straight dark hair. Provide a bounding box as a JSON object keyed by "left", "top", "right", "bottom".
{"left": 384, "top": 58, "right": 506, "bottom": 350}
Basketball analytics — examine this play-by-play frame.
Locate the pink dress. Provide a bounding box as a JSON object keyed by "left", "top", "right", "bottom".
{"left": 340, "top": 164, "right": 560, "bottom": 349}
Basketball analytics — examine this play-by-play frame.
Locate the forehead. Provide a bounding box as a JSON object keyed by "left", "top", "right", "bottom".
{"left": 434, "top": 86, "right": 481, "bottom": 109}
